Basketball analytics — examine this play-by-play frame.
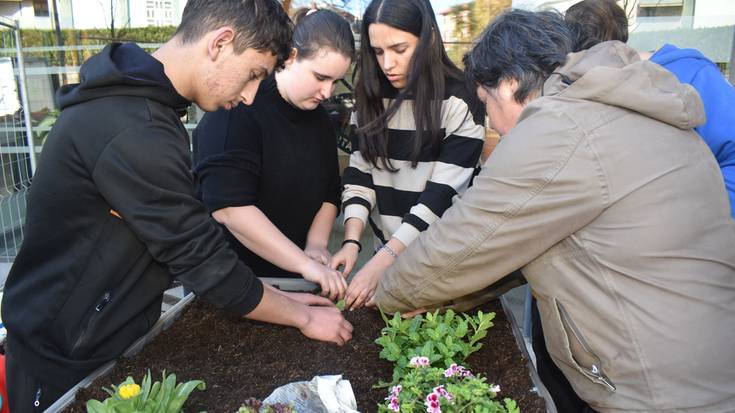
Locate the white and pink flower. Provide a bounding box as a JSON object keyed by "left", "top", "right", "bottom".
{"left": 409, "top": 356, "right": 431, "bottom": 368}
{"left": 443, "top": 363, "right": 473, "bottom": 378}
{"left": 423, "top": 384, "right": 454, "bottom": 413}
{"left": 385, "top": 383, "right": 403, "bottom": 411}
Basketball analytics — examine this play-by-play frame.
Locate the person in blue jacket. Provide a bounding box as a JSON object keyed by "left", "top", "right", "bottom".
{"left": 566, "top": 0, "right": 735, "bottom": 218}
{"left": 644, "top": 44, "right": 735, "bottom": 217}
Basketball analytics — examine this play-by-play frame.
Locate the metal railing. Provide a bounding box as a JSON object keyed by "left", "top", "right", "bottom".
{"left": 0, "top": 17, "right": 34, "bottom": 271}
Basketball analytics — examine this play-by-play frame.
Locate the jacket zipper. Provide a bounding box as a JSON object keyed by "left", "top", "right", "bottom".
{"left": 557, "top": 300, "right": 616, "bottom": 392}
{"left": 70, "top": 291, "right": 112, "bottom": 356}
{"left": 34, "top": 388, "right": 42, "bottom": 408}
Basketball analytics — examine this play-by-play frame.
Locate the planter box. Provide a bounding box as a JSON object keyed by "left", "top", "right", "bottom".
{"left": 53, "top": 281, "right": 550, "bottom": 413}
{"left": 46, "top": 292, "right": 197, "bottom": 413}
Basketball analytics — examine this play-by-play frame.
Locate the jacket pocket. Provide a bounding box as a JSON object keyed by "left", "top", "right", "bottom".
{"left": 69, "top": 290, "right": 113, "bottom": 358}
{"left": 555, "top": 299, "right": 616, "bottom": 392}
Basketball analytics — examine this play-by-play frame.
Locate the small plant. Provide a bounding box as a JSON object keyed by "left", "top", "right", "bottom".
{"left": 237, "top": 398, "right": 294, "bottom": 413}
{"left": 375, "top": 309, "right": 495, "bottom": 382}
{"left": 86, "top": 370, "right": 205, "bottom": 413}
{"left": 335, "top": 299, "right": 346, "bottom": 311}
{"left": 377, "top": 362, "right": 519, "bottom": 413}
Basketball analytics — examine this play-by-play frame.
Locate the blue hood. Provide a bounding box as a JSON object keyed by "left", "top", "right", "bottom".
{"left": 650, "top": 43, "right": 716, "bottom": 83}
{"left": 651, "top": 43, "right": 735, "bottom": 218}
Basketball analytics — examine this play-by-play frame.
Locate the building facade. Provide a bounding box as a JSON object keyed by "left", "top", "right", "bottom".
{"left": 0, "top": 0, "right": 187, "bottom": 30}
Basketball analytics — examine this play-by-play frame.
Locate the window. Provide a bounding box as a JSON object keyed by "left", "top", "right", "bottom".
{"left": 638, "top": 5, "right": 684, "bottom": 18}
{"left": 33, "top": 0, "right": 49, "bottom": 17}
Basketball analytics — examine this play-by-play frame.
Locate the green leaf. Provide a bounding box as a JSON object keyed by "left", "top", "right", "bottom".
{"left": 335, "top": 299, "right": 345, "bottom": 311}
{"left": 408, "top": 315, "right": 423, "bottom": 333}
{"left": 86, "top": 399, "right": 108, "bottom": 413}
{"left": 455, "top": 319, "right": 468, "bottom": 338}
{"left": 444, "top": 309, "right": 455, "bottom": 324}
{"left": 165, "top": 380, "right": 206, "bottom": 413}
{"left": 390, "top": 312, "right": 402, "bottom": 328}
{"left": 504, "top": 398, "right": 520, "bottom": 413}
{"left": 149, "top": 381, "right": 162, "bottom": 404}
{"left": 386, "top": 342, "right": 402, "bottom": 361}
{"left": 436, "top": 342, "right": 449, "bottom": 356}
{"left": 420, "top": 341, "right": 434, "bottom": 358}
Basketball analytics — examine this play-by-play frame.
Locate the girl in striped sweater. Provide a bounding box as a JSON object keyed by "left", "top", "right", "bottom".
{"left": 332, "top": 0, "right": 486, "bottom": 310}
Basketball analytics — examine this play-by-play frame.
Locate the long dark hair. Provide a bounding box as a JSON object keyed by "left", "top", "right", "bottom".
{"left": 355, "top": 0, "right": 463, "bottom": 170}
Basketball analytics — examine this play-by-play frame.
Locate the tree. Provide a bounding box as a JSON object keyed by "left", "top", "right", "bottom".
{"left": 282, "top": 0, "right": 357, "bottom": 13}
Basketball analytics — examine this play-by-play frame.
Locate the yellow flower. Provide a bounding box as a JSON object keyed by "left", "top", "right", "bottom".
{"left": 118, "top": 383, "right": 141, "bottom": 399}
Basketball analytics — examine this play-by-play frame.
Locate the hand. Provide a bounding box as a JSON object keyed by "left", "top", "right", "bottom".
{"left": 304, "top": 243, "right": 331, "bottom": 266}
{"left": 299, "top": 305, "right": 353, "bottom": 346}
{"left": 330, "top": 243, "right": 360, "bottom": 277}
{"left": 344, "top": 257, "right": 390, "bottom": 311}
{"left": 279, "top": 290, "right": 336, "bottom": 307}
{"left": 300, "top": 259, "right": 347, "bottom": 301}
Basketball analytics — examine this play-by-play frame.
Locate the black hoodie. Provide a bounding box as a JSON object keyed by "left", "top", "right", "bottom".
{"left": 1, "top": 43, "right": 264, "bottom": 388}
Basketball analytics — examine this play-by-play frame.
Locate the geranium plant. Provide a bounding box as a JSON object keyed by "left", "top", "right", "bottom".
{"left": 376, "top": 309, "right": 495, "bottom": 381}
{"left": 377, "top": 361, "right": 519, "bottom": 413}
{"left": 86, "top": 370, "right": 205, "bottom": 413}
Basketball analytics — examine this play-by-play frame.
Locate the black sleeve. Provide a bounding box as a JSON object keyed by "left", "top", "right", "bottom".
{"left": 92, "top": 124, "right": 263, "bottom": 316}
{"left": 322, "top": 114, "right": 342, "bottom": 209}
{"left": 192, "top": 107, "right": 263, "bottom": 213}
{"left": 326, "top": 144, "right": 342, "bottom": 208}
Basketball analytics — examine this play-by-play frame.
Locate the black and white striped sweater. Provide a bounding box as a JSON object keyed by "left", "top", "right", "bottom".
{"left": 342, "top": 78, "right": 485, "bottom": 247}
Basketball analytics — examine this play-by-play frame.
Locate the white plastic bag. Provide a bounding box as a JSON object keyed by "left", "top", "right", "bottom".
{"left": 262, "top": 375, "right": 359, "bottom": 413}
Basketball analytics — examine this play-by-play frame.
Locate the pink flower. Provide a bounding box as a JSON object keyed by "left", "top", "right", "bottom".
{"left": 433, "top": 385, "right": 453, "bottom": 401}
{"left": 386, "top": 394, "right": 400, "bottom": 412}
{"left": 424, "top": 399, "right": 441, "bottom": 413}
{"left": 443, "top": 363, "right": 473, "bottom": 378}
{"left": 490, "top": 384, "right": 501, "bottom": 394}
{"left": 409, "top": 356, "right": 430, "bottom": 368}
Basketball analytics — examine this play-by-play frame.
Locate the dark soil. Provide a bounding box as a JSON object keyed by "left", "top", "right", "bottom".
{"left": 67, "top": 299, "right": 545, "bottom": 413}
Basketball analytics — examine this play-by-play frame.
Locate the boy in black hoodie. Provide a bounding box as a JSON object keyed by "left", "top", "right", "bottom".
{"left": 1, "top": 1, "right": 354, "bottom": 411}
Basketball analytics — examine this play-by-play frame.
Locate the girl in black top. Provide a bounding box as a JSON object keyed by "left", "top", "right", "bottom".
{"left": 193, "top": 9, "right": 355, "bottom": 300}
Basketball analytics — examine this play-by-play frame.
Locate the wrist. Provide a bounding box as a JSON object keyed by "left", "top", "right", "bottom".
{"left": 297, "top": 254, "right": 315, "bottom": 273}
{"left": 305, "top": 239, "right": 328, "bottom": 250}
{"left": 341, "top": 239, "right": 362, "bottom": 253}
{"left": 379, "top": 243, "right": 398, "bottom": 259}
{"left": 293, "top": 302, "right": 311, "bottom": 329}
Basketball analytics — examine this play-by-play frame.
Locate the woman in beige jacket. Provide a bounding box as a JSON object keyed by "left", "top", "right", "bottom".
{"left": 375, "top": 9, "right": 735, "bottom": 413}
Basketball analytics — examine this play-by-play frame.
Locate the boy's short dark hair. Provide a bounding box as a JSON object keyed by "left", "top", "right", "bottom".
{"left": 175, "top": 0, "right": 293, "bottom": 68}
{"left": 565, "top": 0, "right": 629, "bottom": 52}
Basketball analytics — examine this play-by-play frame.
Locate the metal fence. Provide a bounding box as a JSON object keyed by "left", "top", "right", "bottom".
{"left": 0, "top": 17, "right": 35, "bottom": 273}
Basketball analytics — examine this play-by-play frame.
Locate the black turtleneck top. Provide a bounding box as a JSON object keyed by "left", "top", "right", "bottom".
{"left": 192, "top": 75, "right": 341, "bottom": 277}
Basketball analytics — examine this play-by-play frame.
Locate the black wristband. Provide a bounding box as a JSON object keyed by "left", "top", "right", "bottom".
{"left": 341, "top": 239, "right": 362, "bottom": 253}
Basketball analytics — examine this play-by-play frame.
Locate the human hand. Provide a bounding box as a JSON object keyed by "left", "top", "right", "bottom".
{"left": 300, "top": 259, "right": 347, "bottom": 301}
{"left": 304, "top": 243, "right": 331, "bottom": 266}
{"left": 344, "top": 259, "right": 389, "bottom": 311}
{"left": 299, "top": 305, "right": 353, "bottom": 345}
{"left": 330, "top": 243, "right": 360, "bottom": 277}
